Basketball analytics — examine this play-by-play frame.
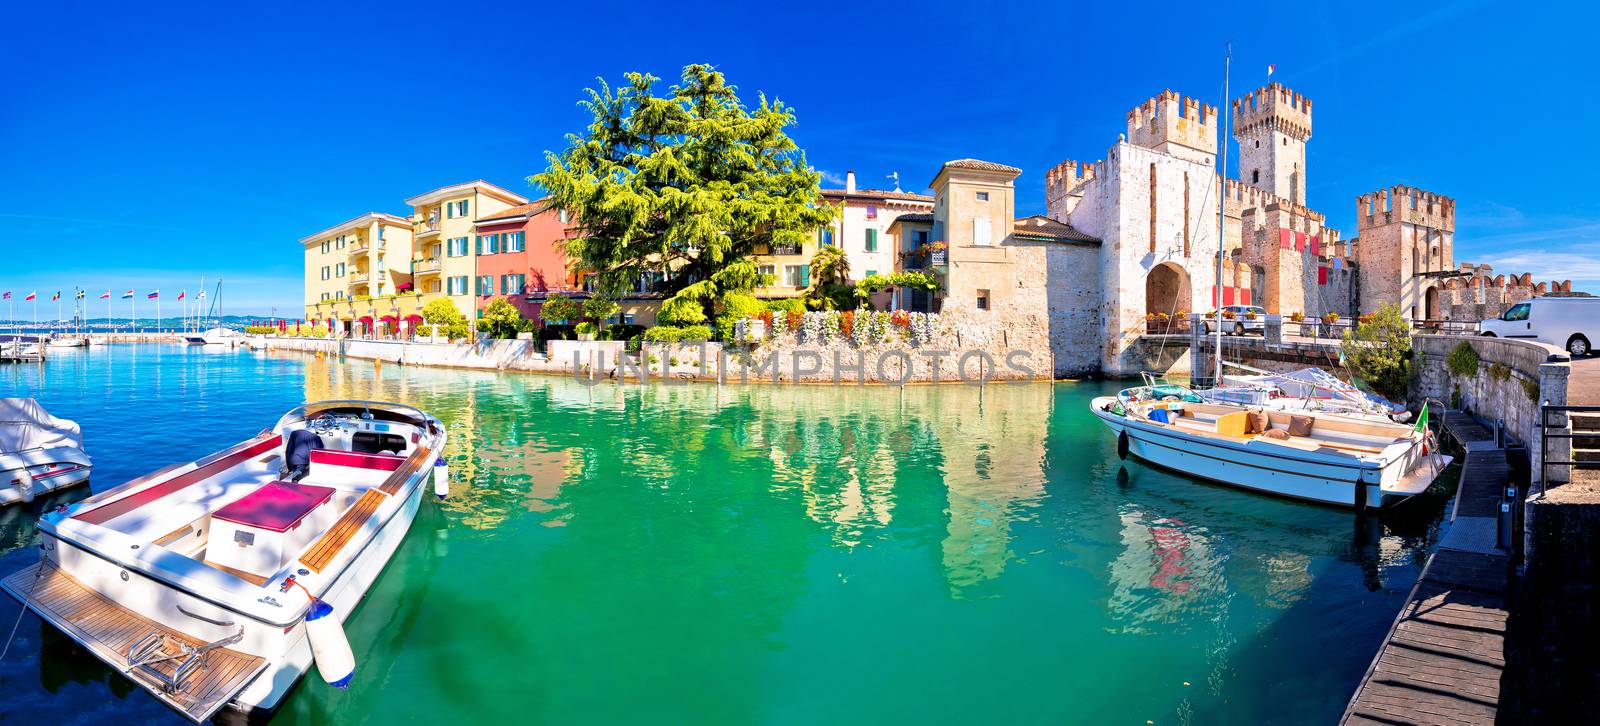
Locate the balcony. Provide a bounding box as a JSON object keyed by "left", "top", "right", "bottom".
{"left": 769, "top": 244, "right": 802, "bottom": 256}
{"left": 350, "top": 272, "right": 370, "bottom": 285}
{"left": 349, "top": 240, "right": 370, "bottom": 255}
{"left": 415, "top": 218, "right": 441, "bottom": 238}
{"left": 413, "top": 257, "right": 442, "bottom": 274}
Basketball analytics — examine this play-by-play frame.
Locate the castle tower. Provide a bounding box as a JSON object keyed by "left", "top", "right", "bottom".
{"left": 1352, "top": 185, "right": 1456, "bottom": 317}
{"left": 1125, "top": 90, "right": 1218, "bottom": 165}
{"left": 1232, "top": 83, "right": 1311, "bottom": 204}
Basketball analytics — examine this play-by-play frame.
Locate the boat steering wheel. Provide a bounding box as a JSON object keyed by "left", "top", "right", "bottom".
{"left": 309, "top": 414, "right": 341, "bottom": 435}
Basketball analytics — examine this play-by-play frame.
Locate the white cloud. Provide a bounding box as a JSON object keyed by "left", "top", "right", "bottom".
{"left": 815, "top": 168, "right": 846, "bottom": 186}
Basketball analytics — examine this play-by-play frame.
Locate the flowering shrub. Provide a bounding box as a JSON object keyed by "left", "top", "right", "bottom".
{"left": 839, "top": 310, "right": 855, "bottom": 338}
{"left": 908, "top": 312, "right": 934, "bottom": 346}
{"left": 1289, "top": 311, "right": 1306, "bottom": 322}
{"left": 746, "top": 309, "right": 939, "bottom": 347}
{"left": 891, "top": 310, "right": 910, "bottom": 329}
{"left": 786, "top": 309, "right": 804, "bottom": 331}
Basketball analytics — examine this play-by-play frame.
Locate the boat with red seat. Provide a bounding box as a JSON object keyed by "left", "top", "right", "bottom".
{"left": 1, "top": 400, "right": 447, "bottom": 723}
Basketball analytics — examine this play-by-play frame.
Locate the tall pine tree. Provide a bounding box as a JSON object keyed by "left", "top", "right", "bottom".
{"left": 531, "top": 64, "right": 835, "bottom": 312}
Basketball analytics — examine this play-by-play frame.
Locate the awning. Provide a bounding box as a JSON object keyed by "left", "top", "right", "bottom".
{"left": 379, "top": 315, "right": 398, "bottom": 325}
{"left": 357, "top": 315, "right": 373, "bottom": 326}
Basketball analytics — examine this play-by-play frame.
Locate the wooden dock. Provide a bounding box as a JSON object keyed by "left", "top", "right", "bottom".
{"left": 1343, "top": 411, "right": 1511, "bottom": 725}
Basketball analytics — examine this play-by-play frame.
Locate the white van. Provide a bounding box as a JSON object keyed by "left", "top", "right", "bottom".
{"left": 1479, "top": 297, "right": 1600, "bottom": 357}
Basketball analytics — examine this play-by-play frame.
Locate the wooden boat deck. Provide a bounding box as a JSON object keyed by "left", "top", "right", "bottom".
{"left": 2, "top": 562, "right": 266, "bottom": 723}
{"left": 1343, "top": 411, "right": 1510, "bottom": 725}
{"left": 300, "top": 488, "right": 385, "bottom": 573}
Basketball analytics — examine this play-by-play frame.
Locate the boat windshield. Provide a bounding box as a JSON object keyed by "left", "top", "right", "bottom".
{"left": 275, "top": 400, "right": 432, "bottom": 431}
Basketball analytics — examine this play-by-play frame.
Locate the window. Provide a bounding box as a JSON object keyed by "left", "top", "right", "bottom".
{"left": 976, "top": 192, "right": 989, "bottom": 202}
{"left": 336, "top": 236, "right": 345, "bottom": 249}
{"left": 446, "top": 199, "right": 470, "bottom": 219}
{"left": 913, "top": 230, "right": 929, "bottom": 248}
{"left": 336, "top": 262, "right": 345, "bottom": 277}
{"left": 445, "top": 237, "right": 469, "bottom": 257}
{"left": 1504, "top": 303, "right": 1530, "bottom": 321}
{"left": 820, "top": 228, "right": 834, "bottom": 247}
{"left": 976, "top": 289, "right": 990, "bottom": 310}
{"left": 757, "top": 264, "right": 775, "bottom": 283}
{"left": 502, "top": 274, "right": 526, "bottom": 295}
{"left": 446, "top": 276, "right": 469, "bottom": 295}
{"left": 865, "top": 228, "right": 878, "bottom": 252}
{"left": 378, "top": 226, "right": 386, "bottom": 241}
{"left": 866, "top": 205, "right": 878, "bottom": 220}
{"left": 321, "top": 266, "right": 330, "bottom": 281}
{"left": 476, "top": 275, "right": 494, "bottom": 295}
{"left": 475, "top": 235, "right": 484, "bottom": 255}
{"left": 321, "top": 241, "right": 330, "bottom": 254}
{"left": 320, "top": 292, "right": 329, "bottom": 301}
{"left": 973, "top": 218, "right": 992, "bottom": 247}
{"left": 1252, "top": 169, "right": 1260, "bottom": 183}
{"left": 783, "top": 264, "right": 810, "bottom": 287}
{"left": 506, "top": 231, "right": 525, "bottom": 252}
{"left": 557, "top": 209, "right": 572, "bottom": 224}
{"left": 865, "top": 269, "right": 877, "bottom": 278}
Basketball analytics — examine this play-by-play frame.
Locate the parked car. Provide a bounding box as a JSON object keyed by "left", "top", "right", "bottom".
{"left": 1479, "top": 296, "right": 1600, "bottom": 357}
{"left": 1201, "top": 305, "right": 1268, "bottom": 336}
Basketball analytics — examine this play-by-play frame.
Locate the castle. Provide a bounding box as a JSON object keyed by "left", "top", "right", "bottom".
{"left": 1035, "top": 83, "right": 1571, "bottom": 375}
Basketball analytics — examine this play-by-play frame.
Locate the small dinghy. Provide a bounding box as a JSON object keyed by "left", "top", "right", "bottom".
{"left": 1092, "top": 382, "right": 1450, "bottom": 509}
{"left": 2, "top": 398, "right": 92, "bottom": 505}
{"left": 2, "top": 400, "right": 447, "bottom": 722}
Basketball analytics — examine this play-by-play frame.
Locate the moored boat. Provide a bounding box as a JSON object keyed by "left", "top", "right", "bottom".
{"left": 1092, "top": 382, "right": 1449, "bottom": 508}
{"left": 1, "top": 398, "right": 93, "bottom": 505}
{"left": 2, "top": 400, "right": 448, "bottom": 722}
{"left": 47, "top": 336, "right": 87, "bottom": 348}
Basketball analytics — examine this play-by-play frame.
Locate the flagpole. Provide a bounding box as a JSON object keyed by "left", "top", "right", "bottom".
{"left": 157, "top": 293, "right": 161, "bottom": 336}
{"left": 132, "top": 292, "right": 137, "bottom": 335}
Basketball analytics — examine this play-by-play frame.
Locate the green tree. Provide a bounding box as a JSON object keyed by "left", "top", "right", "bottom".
{"left": 477, "top": 298, "right": 528, "bottom": 339}
{"left": 1340, "top": 302, "right": 1413, "bottom": 400}
{"left": 421, "top": 297, "right": 470, "bottom": 340}
{"left": 715, "top": 292, "right": 765, "bottom": 341}
{"left": 583, "top": 292, "right": 621, "bottom": 337}
{"left": 530, "top": 64, "right": 836, "bottom": 309}
{"left": 540, "top": 294, "right": 581, "bottom": 325}
{"left": 804, "top": 245, "right": 856, "bottom": 310}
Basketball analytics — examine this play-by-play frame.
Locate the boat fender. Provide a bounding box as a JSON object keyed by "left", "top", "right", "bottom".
{"left": 1117, "top": 430, "right": 1129, "bottom": 460}
{"left": 433, "top": 458, "right": 449, "bottom": 499}
{"left": 305, "top": 598, "right": 356, "bottom": 689}
{"left": 17, "top": 468, "right": 35, "bottom": 504}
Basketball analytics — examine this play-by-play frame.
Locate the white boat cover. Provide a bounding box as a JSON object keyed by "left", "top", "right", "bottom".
{"left": 0, "top": 398, "right": 84, "bottom": 453}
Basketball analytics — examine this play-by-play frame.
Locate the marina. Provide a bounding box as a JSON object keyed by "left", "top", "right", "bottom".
{"left": 0, "top": 343, "right": 1453, "bottom": 723}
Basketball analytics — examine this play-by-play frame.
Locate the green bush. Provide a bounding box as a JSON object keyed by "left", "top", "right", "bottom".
{"left": 642, "top": 324, "right": 712, "bottom": 343}
{"left": 540, "top": 295, "right": 581, "bottom": 325}
{"left": 764, "top": 297, "right": 805, "bottom": 314}
{"left": 414, "top": 324, "right": 434, "bottom": 338}
{"left": 606, "top": 324, "right": 647, "bottom": 342}
{"left": 1522, "top": 377, "right": 1541, "bottom": 402}
{"left": 1446, "top": 341, "right": 1481, "bottom": 379}
{"left": 657, "top": 297, "right": 707, "bottom": 326}
{"left": 1489, "top": 363, "right": 1511, "bottom": 382}
{"left": 478, "top": 298, "right": 528, "bottom": 339}
{"left": 583, "top": 294, "right": 620, "bottom": 322}
{"left": 422, "top": 297, "right": 470, "bottom": 340}
{"left": 575, "top": 321, "right": 598, "bottom": 336}
{"left": 716, "top": 293, "right": 765, "bottom": 341}
{"left": 677, "top": 324, "right": 711, "bottom": 341}
{"left": 1339, "top": 302, "right": 1412, "bottom": 400}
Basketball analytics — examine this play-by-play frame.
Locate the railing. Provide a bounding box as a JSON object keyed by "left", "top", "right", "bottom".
{"left": 1538, "top": 404, "right": 1600, "bottom": 496}
{"left": 416, "top": 220, "right": 441, "bottom": 236}
{"left": 769, "top": 244, "right": 802, "bottom": 256}
{"left": 1411, "top": 318, "right": 1481, "bottom": 335}
{"left": 414, "top": 258, "right": 442, "bottom": 273}
{"left": 349, "top": 272, "right": 370, "bottom": 284}
{"left": 350, "top": 241, "right": 369, "bottom": 254}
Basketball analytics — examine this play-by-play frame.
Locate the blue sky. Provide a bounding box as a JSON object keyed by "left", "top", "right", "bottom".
{"left": 1, "top": 0, "right": 1594, "bottom": 315}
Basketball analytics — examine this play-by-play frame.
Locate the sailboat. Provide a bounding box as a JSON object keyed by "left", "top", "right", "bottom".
{"left": 185, "top": 279, "right": 241, "bottom": 346}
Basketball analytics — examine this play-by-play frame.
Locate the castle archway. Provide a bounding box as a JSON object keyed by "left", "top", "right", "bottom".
{"left": 1424, "top": 285, "right": 1440, "bottom": 321}
{"left": 1145, "top": 262, "right": 1191, "bottom": 319}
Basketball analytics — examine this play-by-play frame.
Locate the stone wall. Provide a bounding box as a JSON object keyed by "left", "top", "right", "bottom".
{"left": 1505, "top": 479, "right": 1600, "bottom": 722}
{"left": 1412, "top": 335, "right": 1570, "bottom": 484}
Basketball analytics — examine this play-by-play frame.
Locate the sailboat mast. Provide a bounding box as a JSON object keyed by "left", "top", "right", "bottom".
{"left": 1214, "top": 45, "right": 1232, "bottom": 386}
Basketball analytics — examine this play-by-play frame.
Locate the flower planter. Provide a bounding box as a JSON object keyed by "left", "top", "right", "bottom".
{"left": 576, "top": 333, "right": 596, "bottom": 342}
{"left": 930, "top": 250, "right": 948, "bottom": 267}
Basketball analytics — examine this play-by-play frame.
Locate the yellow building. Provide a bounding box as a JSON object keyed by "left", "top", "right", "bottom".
{"left": 301, "top": 212, "right": 415, "bottom": 328}
{"left": 403, "top": 180, "right": 527, "bottom": 323}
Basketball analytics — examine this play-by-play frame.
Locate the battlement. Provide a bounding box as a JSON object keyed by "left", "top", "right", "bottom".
{"left": 1232, "top": 83, "right": 1312, "bottom": 141}
{"left": 1125, "top": 89, "right": 1218, "bottom": 162}
{"left": 1355, "top": 184, "right": 1455, "bottom": 231}
{"left": 1441, "top": 267, "right": 1572, "bottom": 294}
{"left": 1045, "top": 159, "right": 1100, "bottom": 221}
{"left": 1223, "top": 177, "right": 1323, "bottom": 222}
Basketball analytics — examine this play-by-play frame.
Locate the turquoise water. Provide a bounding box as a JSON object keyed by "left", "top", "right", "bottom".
{"left": 0, "top": 345, "right": 1444, "bottom": 724}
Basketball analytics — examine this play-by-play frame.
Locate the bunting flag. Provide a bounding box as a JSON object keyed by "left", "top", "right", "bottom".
{"left": 147, "top": 290, "right": 160, "bottom": 299}
{"left": 100, "top": 290, "right": 111, "bottom": 299}
{"left": 75, "top": 289, "right": 85, "bottom": 300}
{"left": 177, "top": 290, "right": 186, "bottom": 300}
{"left": 51, "top": 292, "right": 60, "bottom": 301}
{"left": 121, "top": 290, "right": 134, "bottom": 299}
{"left": 1, "top": 292, "right": 9, "bottom": 300}
{"left": 25, "top": 292, "right": 36, "bottom": 301}
{"left": 1267, "top": 63, "right": 1276, "bottom": 79}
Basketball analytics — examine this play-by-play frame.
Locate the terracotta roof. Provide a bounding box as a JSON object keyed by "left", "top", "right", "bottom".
{"left": 820, "top": 188, "right": 935, "bottom": 203}
{"left": 1011, "top": 215, "right": 1098, "bottom": 243}
{"left": 941, "top": 158, "right": 1022, "bottom": 174}
{"left": 474, "top": 198, "right": 554, "bottom": 224}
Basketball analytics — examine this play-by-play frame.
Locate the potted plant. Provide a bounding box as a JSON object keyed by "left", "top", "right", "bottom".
{"left": 1320, "top": 311, "right": 1340, "bottom": 337}
{"left": 575, "top": 321, "right": 598, "bottom": 341}
{"left": 928, "top": 241, "right": 949, "bottom": 267}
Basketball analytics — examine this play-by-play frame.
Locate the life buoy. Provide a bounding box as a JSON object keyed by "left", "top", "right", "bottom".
{"left": 305, "top": 598, "right": 355, "bottom": 688}
{"left": 1117, "top": 430, "right": 1129, "bottom": 460}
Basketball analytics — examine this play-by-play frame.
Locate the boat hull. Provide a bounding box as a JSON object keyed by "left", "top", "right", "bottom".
{"left": 1092, "top": 398, "right": 1390, "bottom": 507}
{"left": 1, "top": 447, "right": 93, "bottom": 506}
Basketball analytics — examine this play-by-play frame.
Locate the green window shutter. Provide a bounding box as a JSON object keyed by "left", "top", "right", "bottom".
{"left": 865, "top": 269, "right": 877, "bottom": 278}
{"left": 799, "top": 264, "right": 811, "bottom": 286}
{"left": 866, "top": 228, "right": 878, "bottom": 252}
{"left": 475, "top": 236, "right": 483, "bottom": 255}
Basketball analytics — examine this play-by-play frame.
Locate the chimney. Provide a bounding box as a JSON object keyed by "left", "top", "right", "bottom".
{"left": 845, "top": 170, "right": 856, "bottom": 194}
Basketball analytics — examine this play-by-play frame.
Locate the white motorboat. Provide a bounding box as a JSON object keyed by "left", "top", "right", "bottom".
{"left": 1, "top": 398, "right": 93, "bottom": 505}
{"left": 200, "top": 327, "right": 242, "bottom": 346}
{"left": 2, "top": 400, "right": 448, "bottom": 722}
{"left": 1092, "top": 382, "right": 1450, "bottom": 508}
{"left": 88, "top": 336, "right": 109, "bottom": 346}
{"left": 47, "top": 336, "right": 88, "bottom": 348}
